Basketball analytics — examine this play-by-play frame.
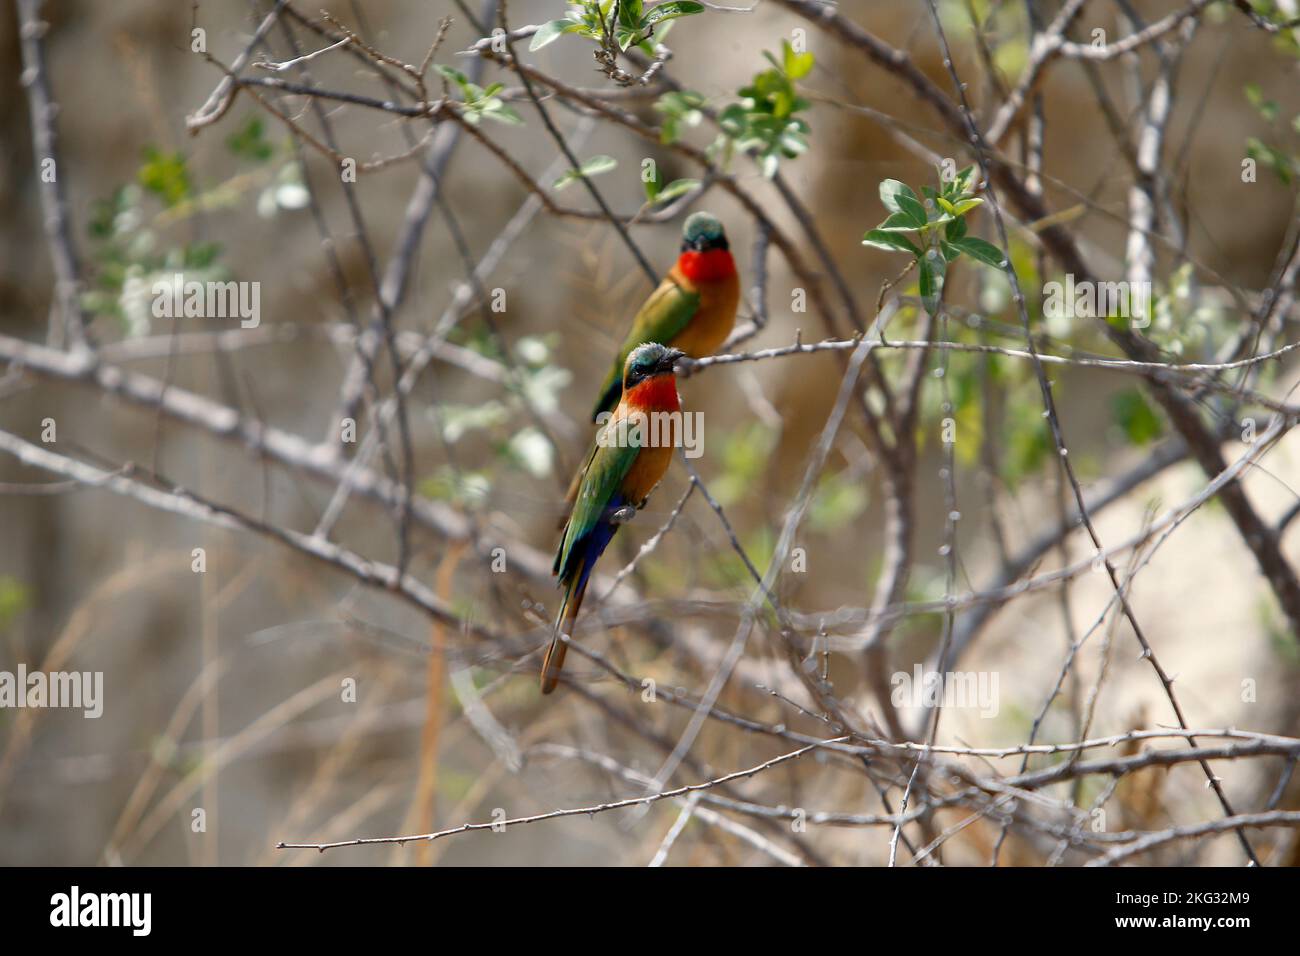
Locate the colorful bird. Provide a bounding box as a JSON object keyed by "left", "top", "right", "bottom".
{"left": 558, "top": 211, "right": 739, "bottom": 526}
{"left": 588, "top": 211, "right": 740, "bottom": 422}
{"left": 541, "top": 343, "right": 686, "bottom": 694}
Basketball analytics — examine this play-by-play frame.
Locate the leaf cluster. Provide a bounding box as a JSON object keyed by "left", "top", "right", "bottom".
{"left": 862, "top": 166, "right": 1002, "bottom": 313}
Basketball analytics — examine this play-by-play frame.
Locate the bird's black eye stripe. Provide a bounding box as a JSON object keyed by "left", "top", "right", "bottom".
{"left": 625, "top": 351, "right": 666, "bottom": 388}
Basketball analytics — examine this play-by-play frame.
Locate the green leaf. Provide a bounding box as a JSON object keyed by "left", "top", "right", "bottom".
{"left": 782, "top": 40, "right": 815, "bottom": 80}
{"left": 655, "top": 89, "right": 706, "bottom": 144}
{"left": 620, "top": 0, "right": 644, "bottom": 30}
{"left": 922, "top": 197, "right": 954, "bottom": 227}
{"left": 878, "top": 212, "right": 923, "bottom": 233}
{"left": 897, "top": 194, "right": 928, "bottom": 228}
{"left": 945, "top": 215, "right": 968, "bottom": 241}
{"left": 479, "top": 100, "right": 524, "bottom": 125}
{"left": 553, "top": 154, "right": 618, "bottom": 190}
{"left": 942, "top": 164, "right": 976, "bottom": 197}
{"left": 918, "top": 255, "right": 938, "bottom": 314}
{"left": 138, "top": 147, "right": 192, "bottom": 207}
{"left": 529, "top": 19, "right": 572, "bottom": 50}
{"left": 924, "top": 246, "right": 947, "bottom": 284}
{"left": 1110, "top": 389, "right": 1163, "bottom": 445}
{"left": 716, "top": 46, "right": 813, "bottom": 177}
{"left": 644, "top": 163, "right": 663, "bottom": 201}
{"left": 879, "top": 179, "right": 910, "bottom": 214}
{"left": 1245, "top": 82, "right": 1279, "bottom": 123}
{"left": 862, "top": 229, "right": 920, "bottom": 256}
{"left": 226, "top": 116, "right": 273, "bottom": 162}
{"left": 653, "top": 178, "right": 699, "bottom": 204}
{"left": 657, "top": 90, "right": 706, "bottom": 115}
{"left": 642, "top": 0, "right": 704, "bottom": 28}
{"left": 950, "top": 236, "right": 1006, "bottom": 267}
{"left": 917, "top": 247, "right": 947, "bottom": 314}
{"left": 1247, "top": 137, "right": 1296, "bottom": 185}
{"left": 880, "top": 179, "right": 927, "bottom": 227}
{"left": 434, "top": 64, "right": 470, "bottom": 88}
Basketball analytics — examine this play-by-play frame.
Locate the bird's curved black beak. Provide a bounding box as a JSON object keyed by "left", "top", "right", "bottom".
{"left": 657, "top": 348, "right": 687, "bottom": 375}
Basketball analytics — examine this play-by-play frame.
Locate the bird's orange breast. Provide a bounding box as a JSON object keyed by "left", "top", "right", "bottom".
{"left": 614, "top": 378, "right": 680, "bottom": 504}
{"left": 620, "top": 442, "right": 674, "bottom": 504}
{"left": 667, "top": 259, "right": 741, "bottom": 359}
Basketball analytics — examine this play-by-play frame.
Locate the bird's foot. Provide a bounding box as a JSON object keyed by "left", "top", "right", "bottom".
{"left": 608, "top": 505, "right": 638, "bottom": 525}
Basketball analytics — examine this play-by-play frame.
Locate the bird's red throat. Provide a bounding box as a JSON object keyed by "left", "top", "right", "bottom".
{"left": 677, "top": 248, "right": 736, "bottom": 284}
{"left": 625, "top": 374, "right": 681, "bottom": 413}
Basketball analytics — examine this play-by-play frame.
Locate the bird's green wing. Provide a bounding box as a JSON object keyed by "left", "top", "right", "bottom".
{"left": 554, "top": 437, "right": 640, "bottom": 579}
{"left": 591, "top": 277, "right": 700, "bottom": 421}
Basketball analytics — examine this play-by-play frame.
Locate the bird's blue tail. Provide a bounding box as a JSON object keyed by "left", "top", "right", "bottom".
{"left": 541, "top": 506, "right": 622, "bottom": 693}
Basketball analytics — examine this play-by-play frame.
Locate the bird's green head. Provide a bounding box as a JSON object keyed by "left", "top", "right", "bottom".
{"left": 623, "top": 342, "right": 685, "bottom": 389}
{"left": 681, "top": 211, "right": 728, "bottom": 252}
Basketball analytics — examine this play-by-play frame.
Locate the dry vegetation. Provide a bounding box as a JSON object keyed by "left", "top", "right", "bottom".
{"left": 3, "top": 0, "right": 1300, "bottom": 866}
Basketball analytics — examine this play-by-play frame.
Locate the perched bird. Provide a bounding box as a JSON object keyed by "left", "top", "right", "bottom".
{"left": 588, "top": 211, "right": 740, "bottom": 422}
{"left": 557, "top": 212, "right": 739, "bottom": 527}
{"left": 542, "top": 342, "right": 686, "bottom": 694}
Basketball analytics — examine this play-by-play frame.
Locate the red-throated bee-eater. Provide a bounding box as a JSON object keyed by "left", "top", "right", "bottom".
{"left": 541, "top": 343, "right": 687, "bottom": 694}
{"left": 558, "top": 212, "right": 738, "bottom": 525}
{"left": 589, "top": 212, "right": 740, "bottom": 421}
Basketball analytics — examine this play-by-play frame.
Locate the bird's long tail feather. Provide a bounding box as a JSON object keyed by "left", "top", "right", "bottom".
{"left": 541, "top": 574, "right": 589, "bottom": 694}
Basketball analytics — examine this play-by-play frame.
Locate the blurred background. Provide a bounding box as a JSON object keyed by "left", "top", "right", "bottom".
{"left": 1, "top": 0, "right": 1299, "bottom": 865}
